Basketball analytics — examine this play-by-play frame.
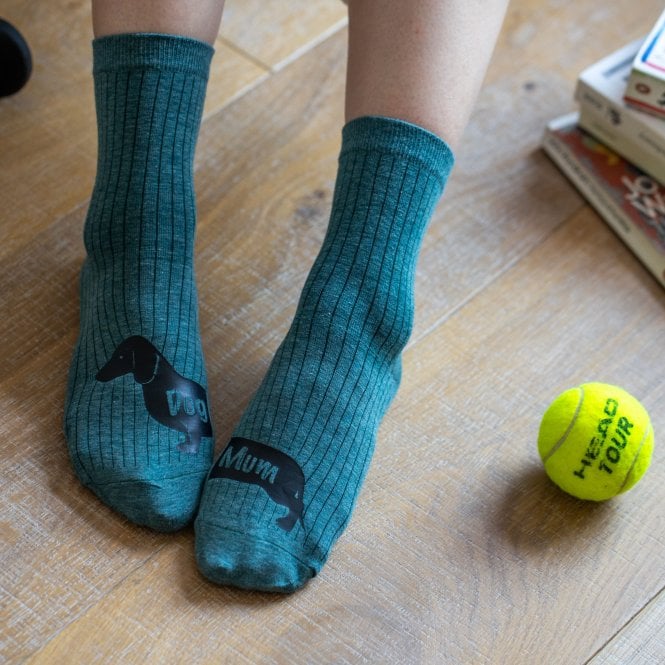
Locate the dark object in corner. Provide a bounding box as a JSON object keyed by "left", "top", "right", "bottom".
{"left": 0, "top": 19, "right": 32, "bottom": 97}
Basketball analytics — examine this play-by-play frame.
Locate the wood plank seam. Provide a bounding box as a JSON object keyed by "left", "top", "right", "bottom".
{"left": 270, "top": 16, "right": 348, "bottom": 73}
{"left": 23, "top": 542, "right": 173, "bottom": 665}
{"left": 202, "top": 67, "right": 271, "bottom": 121}
{"left": 215, "top": 36, "right": 272, "bottom": 76}
{"left": 584, "top": 585, "right": 665, "bottom": 664}
{"left": 408, "top": 199, "right": 587, "bottom": 351}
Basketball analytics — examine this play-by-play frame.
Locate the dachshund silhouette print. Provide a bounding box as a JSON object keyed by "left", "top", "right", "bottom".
{"left": 96, "top": 336, "right": 213, "bottom": 454}
{"left": 209, "top": 437, "right": 305, "bottom": 532}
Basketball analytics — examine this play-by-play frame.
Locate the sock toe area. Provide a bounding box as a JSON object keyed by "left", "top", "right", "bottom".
{"left": 194, "top": 520, "right": 317, "bottom": 593}
{"left": 92, "top": 474, "right": 205, "bottom": 532}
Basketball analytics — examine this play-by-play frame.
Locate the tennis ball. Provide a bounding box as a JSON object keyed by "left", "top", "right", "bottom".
{"left": 538, "top": 383, "right": 654, "bottom": 501}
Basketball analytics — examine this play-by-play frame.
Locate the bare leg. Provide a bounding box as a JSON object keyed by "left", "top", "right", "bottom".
{"left": 92, "top": 0, "right": 226, "bottom": 44}
{"left": 345, "top": 0, "right": 509, "bottom": 150}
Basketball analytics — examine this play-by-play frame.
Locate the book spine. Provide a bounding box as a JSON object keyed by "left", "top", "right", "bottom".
{"left": 624, "top": 71, "right": 665, "bottom": 117}
{"left": 577, "top": 104, "right": 665, "bottom": 184}
{"left": 542, "top": 127, "right": 665, "bottom": 288}
{"left": 575, "top": 77, "right": 665, "bottom": 162}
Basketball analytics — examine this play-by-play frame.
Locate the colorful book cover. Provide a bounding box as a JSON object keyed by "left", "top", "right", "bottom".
{"left": 625, "top": 9, "right": 665, "bottom": 116}
{"left": 543, "top": 113, "right": 665, "bottom": 288}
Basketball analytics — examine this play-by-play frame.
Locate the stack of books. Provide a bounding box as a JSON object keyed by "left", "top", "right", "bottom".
{"left": 543, "top": 10, "right": 665, "bottom": 288}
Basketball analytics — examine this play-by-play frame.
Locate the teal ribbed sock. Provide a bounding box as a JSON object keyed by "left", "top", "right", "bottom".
{"left": 64, "top": 34, "right": 215, "bottom": 532}
{"left": 195, "top": 116, "right": 454, "bottom": 590}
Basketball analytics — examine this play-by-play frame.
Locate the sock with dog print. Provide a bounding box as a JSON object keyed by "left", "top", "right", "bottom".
{"left": 64, "top": 33, "right": 215, "bottom": 532}
{"left": 195, "top": 116, "right": 454, "bottom": 590}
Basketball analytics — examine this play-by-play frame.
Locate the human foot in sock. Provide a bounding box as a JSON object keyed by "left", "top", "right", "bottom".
{"left": 64, "top": 34, "right": 215, "bottom": 532}
{"left": 195, "top": 116, "right": 454, "bottom": 590}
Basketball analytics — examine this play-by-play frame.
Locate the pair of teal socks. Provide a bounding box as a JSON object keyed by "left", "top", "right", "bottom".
{"left": 65, "top": 33, "right": 454, "bottom": 592}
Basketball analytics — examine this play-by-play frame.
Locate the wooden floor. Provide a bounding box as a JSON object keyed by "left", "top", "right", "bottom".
{"left": 2, "top": 1, "right": 664, "bottom": 663}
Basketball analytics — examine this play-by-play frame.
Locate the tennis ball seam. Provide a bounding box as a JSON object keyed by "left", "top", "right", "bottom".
{"left": 539, "top": 382, "right": 654, "bottom": 501}
{"left": 541, "top": 386, "right": 584, "bottom": 464}
{"left": 618, "top": 422, "right": 652, "bottom": 493}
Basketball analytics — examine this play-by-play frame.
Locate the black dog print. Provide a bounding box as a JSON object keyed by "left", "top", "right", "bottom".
{"left": 209, "top": 437, "right": 305, "bottom": 532}
{"left": 96, "top": 336, "right": 213, "bottom": 454}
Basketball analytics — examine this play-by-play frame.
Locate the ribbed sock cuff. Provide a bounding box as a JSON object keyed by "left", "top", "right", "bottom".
{"left": 340, "top": 115, "right": 455, "bottom": 188}
{"left": 93, "top": 32, "right": 214, "bottom": 79}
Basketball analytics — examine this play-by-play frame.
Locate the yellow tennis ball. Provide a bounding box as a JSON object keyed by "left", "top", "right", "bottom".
{"left": 538, "top": 383, "right": 654, "bottom": 501}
